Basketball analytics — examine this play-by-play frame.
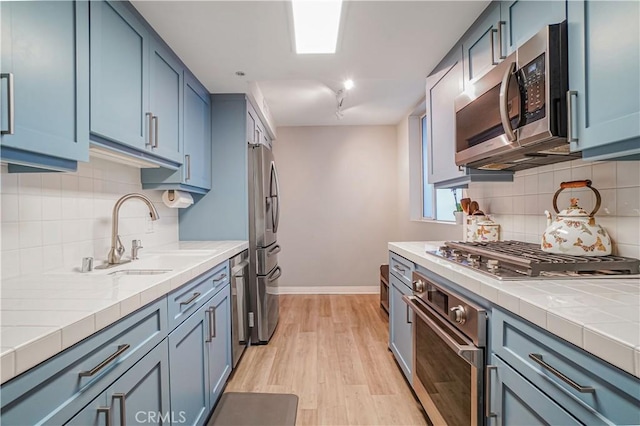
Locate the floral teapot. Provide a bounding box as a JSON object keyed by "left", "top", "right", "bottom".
{"left": 541, "top": 180, "right": 612, "bottom": 256}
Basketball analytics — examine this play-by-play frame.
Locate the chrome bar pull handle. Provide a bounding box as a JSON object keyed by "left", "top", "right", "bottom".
{"left": 529, "top": 353, "right": 595, "bottom": 393}
{"left": 1, "top": 73, "right": 14, "bottom": 135}
{"left": 405, "top": 302, "right": 412, "bottom": 324}
{"left": 213, "top": 273, "right": 227, "bottom": 283}
{"left": 205, "top": 308, "right": 213, "bottom": 342}
{"left": 497, "top": 21, "right": 506, "bottom": 59}
{"left": 185, "top": 154, "right": 191, "bottom": 181}
{"left": 97, "top": 406, "right": 111, "bottom": 426}
{"left": 112, "top": 393, "right": 126, "bottom": 426}
{"left": 486, "top": 365, "right": 497, "bottom": 417}
{"left": 210, "top": 306, "right": 216, "bottom": 338}
{"left": 152, "top": 115, "right": 159, "bottom": 148}
{"left": 491, "top": 28, "right": 499, "bottom": 65}
{"left": 179, "top": 292, "right": 201, "bottom": 307}
{"left": 393, "top": 265, "right": 406, "bottom": 273}
{"left": 566, "top": 91, "right": 578, "bottom": 143}
{"left": 79, "top": 344, "right": 130, "bottom": 377}
{"left": 145, "top": 112, "right": 153, "bottom": 147}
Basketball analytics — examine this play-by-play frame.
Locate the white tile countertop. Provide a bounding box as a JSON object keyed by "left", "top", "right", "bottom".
{"left": 0, "top": 240, "right": 248, "bottom": 385}
{"left": 389, "top": 241, "right": 640, "bottom": 379}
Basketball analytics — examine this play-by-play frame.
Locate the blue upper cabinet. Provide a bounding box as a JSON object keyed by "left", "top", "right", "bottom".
{"left": 0, "top": 0, "right": 89, "bottom": 172}
{"left": 148, "top": 38, "right": 184, "bottom": 164}
{"left": 427, "top": 54, "right": 464, "bottom": 185}
{"left": 500, "top": 1, "right": 566, "bottom": 56}
{"left": 89, "top": 0, "right": 149, "bottom": 152}
{"left": 462, "top": 3, "right": 501, "bottom": 87}
{"left": 89, "top": 0, "right": 184, "bottom": 168}
{"left": 141, "top": 71, "right": 211, "bottom": 193}
{"left": 183, "top": 73, "right": 212, "bottom": 191}
{"left": 567, "top": 0, "right": 640, "bottom": 161}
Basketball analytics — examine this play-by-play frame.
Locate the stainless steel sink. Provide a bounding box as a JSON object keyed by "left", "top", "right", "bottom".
{"left": 108, "top": 269, "right": 172, "bottom": 276}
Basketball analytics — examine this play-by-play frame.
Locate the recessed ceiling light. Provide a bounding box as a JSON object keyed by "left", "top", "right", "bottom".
{"left": 235, "top": 71, "right": 245, "bottom": 76}
{"left": 292, "top": 0, "right": 343, "bottom": 54}
{"left": 343, "top": 79, "right": 354, "bottom": 90}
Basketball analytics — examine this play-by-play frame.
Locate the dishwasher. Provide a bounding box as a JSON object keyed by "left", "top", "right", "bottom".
{"left": 230, "top": 250, "right": 250, "bottom": 368}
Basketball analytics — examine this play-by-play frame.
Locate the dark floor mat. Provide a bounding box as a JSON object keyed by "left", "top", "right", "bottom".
{"left": 208, "top": 392, "right": 298, "bottom": 426}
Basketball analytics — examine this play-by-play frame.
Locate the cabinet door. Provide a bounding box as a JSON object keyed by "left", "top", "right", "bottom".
{"left": 0, "top": 0, "right": 89, "bottom": 166}
{"left": 66, "top": 392, "right": 109, "bottom": 426}
{"left": 149, "top": 38, "right": 183, "bottom": 164}
{"left": 567, "top": 0, "right": 640, "bottom": 159}
{"left": 389, "top": 274, "right": 412, "bottom": 381}
{"left": 500, "top": 1, "right": 565, "bottom": 56}
{"left": 462, "top": 3, "right": 501, "bottom": 86}
{"left": 488, "top": 355, "right": 581, "bottom": 426}
{"left": 89, "top": 0, "right": 149, "bottom": 151}
{"left": 427, "top": 58, "right": 464, "bottom": 185}
{"left": 107, "top": 341, "right": 171, "bottom": 426}
{"left": 206, "top": 285, "right": 232, "bottom": 408}
{"left": 168, "top": 303, "right": 210, "bottom": 426}
{"left": 184, "top": 73, "right": 212, "bottom": 191}
{"left": 246, "top": 106, "right": 257, "bottom": 145}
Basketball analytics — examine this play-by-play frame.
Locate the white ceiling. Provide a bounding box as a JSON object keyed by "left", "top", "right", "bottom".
{"left": 132, "top": 1, "right": 490, "bottom": 127}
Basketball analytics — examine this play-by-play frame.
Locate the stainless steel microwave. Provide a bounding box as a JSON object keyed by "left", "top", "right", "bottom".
{"left": 454, "top": 22, "right": 581, "bottom": 171}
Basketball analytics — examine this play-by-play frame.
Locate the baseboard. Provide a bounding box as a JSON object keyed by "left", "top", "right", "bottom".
{"left": 276, "top": 286, "right": 379, "bottom": 295}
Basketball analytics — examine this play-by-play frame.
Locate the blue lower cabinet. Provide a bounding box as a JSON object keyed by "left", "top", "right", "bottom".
{"left": 206, "top": 284, "right": 232, "bottom": 408}
{"left": 488, "top": 354, "right": 581, "bottom": 426}
{"left": 106, "top": 340, "right": 171, "bottom": 426}
{"left": 492, "top": 308, "right": 640, "bottom": 425}
{"left": 68, "top": 340, "right": 171, "bottom": 426}
{"left": 389, "top": 274, "right": 413, "bottom": 381}
{"left": 0, "top": 0, "right": 89, "bottom": 171}
{"left": 168, "top": 303, "right": 210, "bottom": 426}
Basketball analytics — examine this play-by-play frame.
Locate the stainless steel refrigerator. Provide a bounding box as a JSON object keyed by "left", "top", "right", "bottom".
{"left": 248, "top": 143, "right": 282, "bottom": 343}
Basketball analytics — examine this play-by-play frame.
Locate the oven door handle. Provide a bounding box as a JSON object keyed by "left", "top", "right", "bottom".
{"left": 403, "top": 295, "right": 483, "bottom": 369}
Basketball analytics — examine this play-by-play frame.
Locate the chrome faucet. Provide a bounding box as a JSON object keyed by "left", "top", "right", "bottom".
{"left": 107, "top": 193, "right": 159, "bottom": 266}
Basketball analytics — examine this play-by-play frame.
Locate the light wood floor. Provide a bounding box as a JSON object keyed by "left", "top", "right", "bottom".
{"left": 225, "top": 295, "right": 428, "bottom": 426}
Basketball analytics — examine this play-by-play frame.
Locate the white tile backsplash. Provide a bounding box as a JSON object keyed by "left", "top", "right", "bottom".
{"left": 1, "top": 158, "right": 179, "bottom": 279}
{"left": 467, "top": 159, "right": 640, "bottom": 256}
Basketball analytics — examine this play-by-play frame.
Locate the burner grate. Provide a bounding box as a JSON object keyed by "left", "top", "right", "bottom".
{"left": 444, "top": 241, "right": 640, "bottom": 277}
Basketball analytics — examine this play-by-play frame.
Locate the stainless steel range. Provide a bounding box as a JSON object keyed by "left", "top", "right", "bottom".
{"left": 431, "top": 241, "right": 640, "bottom": 280}
{"left": 404, "top": 271, "right": 487, "bottom": 426}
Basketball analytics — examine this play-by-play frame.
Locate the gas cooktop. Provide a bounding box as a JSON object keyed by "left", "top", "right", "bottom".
{"left": 429, "top": 240, "right": 640, "bottom": 280}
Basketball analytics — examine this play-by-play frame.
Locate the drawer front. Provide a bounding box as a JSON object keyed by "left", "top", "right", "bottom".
{"left": 256, "top": 244, "right": 280, "bottom": 275}
{"left": 0, "top": 298, "right": 167, "bottom": 425}
{"left": 389, "top": 252, "right": 414, "bottom": 286}
{"left": 167, "top": 260, "right": 229, "bottom": 330}
{"left": 489, "top": 354, "right": 581, "bottom": 426}
{"left": 492, "top": 308, "right": 640, "bottom": 425}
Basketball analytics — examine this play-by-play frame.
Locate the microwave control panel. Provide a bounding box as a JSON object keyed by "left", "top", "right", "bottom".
{"left": 521, "top": 54, "right": 546, "bottom": 124}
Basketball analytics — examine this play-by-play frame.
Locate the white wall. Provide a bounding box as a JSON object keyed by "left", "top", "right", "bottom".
{"left": 467, "top": 159, "right": 640, "bottom": 259}
{"left": 395, "top": 115, "right": 464, "bottom": 242}
{"left": 0, "top": 158, "right": 179, "bottom": 280}
{"left": 272, "top": 126, "right": 398, "bottom": 291}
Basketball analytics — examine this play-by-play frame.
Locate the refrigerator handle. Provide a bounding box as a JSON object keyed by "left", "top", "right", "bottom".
{"left": 268, "top": 266, "right": 282, "bottom": 283}
{"left": 270, "top": 162, "right": 281, "bottom": 233}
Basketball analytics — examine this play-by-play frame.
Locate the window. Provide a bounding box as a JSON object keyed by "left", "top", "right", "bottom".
{"left": 421, "top": 114, "right": 463, "bottom": 221}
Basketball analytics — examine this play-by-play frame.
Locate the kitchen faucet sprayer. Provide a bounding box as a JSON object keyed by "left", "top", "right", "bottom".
{"left": 106, "top": 193, "right": 159, "bottom": 266}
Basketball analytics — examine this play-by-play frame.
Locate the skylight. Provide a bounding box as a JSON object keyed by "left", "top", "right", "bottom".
{"left": 292, "top": 0, "right": 343, "bottom": 54}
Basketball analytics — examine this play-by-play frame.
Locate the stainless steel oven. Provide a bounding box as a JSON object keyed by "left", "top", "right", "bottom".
{"left": 404, "top": 272, "right": 487, "bottom": 426}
